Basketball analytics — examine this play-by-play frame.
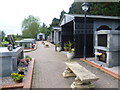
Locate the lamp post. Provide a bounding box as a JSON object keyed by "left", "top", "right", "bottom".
{"left": 81, "top": 2, "right": 89, "bottom": 60}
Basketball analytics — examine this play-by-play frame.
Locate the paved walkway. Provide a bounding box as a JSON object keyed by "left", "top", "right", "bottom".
{"left": 25, "top": 41, "right": 74, "bottom": 88}
{"left": 25, "top": 41, "right": 119, "bottom": 88}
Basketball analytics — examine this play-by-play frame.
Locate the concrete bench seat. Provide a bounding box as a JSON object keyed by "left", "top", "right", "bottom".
{"left": 63, "top": 61, "right": 99, "bottom": 88}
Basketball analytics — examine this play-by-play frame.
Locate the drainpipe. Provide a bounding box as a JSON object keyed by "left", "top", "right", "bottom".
{"left": 73, "top": 18, "right": 76, "bottom": 57}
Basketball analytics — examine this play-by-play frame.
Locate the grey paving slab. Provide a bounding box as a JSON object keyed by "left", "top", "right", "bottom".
{"left": 25, "top": 41, "right": 74, "bottom": 88}
{"left": 74, "top": 59, "right": 119, "bottom": 88}
{"left": 25, "top": 41, "right": 119, "bottom": 89}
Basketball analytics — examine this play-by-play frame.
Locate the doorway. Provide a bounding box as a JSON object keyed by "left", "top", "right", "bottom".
{"left": 39, "top": 35, "right": 43, "bottom": 41}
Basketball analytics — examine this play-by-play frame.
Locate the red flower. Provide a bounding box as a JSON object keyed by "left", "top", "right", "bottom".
{"left": 20, "top": 59, "right": 25, "bottom": 62}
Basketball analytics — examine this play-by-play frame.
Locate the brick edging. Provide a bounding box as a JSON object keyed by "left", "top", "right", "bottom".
{"left": 23, "top": 58, "right": 35, "bottom": 88}
{"left": 80, "top": 58, "right": 120, "bottom": 80}
{"left": 1, "top": 83, "right": 23, "bottom": 89}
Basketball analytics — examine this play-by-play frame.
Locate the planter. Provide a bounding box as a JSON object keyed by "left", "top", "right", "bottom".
{"left": 41, "top": 42, "right": 45, "bottom": 45}
{"left": 25, "top": 59, "right": 30, "bottom": 64}
{"left": 56, "top": 47, "right": 61, "bottom": 52}
{"left": 15, "top": 79, "right": 23, "bottom": 83}
{"left": 45, "top": 44, "right": 49, "bottom": 48}
{"left": 64, "top": 48, "right": 68, "bottom": 51}
{"left": 67, "top": 52, "right": 74, "bottom": 59}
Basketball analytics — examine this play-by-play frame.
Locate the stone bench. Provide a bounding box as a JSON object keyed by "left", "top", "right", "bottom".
{"left": 63, "top": 61, "right": 99, "bottom": 88}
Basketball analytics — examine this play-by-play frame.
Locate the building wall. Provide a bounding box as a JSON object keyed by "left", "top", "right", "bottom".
{"left": 74, "top": 17, "right": 94, "bottom": 57}
{"left": 61, "top": 21, "right": 74, "bottom": 51}
{"left": 54, "top": 30, "right": 60, "bottom": 44}
{"left": 93, "top": 19, "right": 120, "bottom": 51}
{"left": 50, "top": 27, "right": 61, "bottom": 44}
{"left": 49, "top": 31, "right": 54, "bottom": 43}
{"left": 17, "top": 42, "right": 33, "bottom": 48}
{"left": 61, "top": 16, "right": 120, "bottom": 58}
{"left": 93, "top": 19, "right": 119, "bottom": 31}
{"left": 37, "top": 33, "right": 45, "bottom": 40}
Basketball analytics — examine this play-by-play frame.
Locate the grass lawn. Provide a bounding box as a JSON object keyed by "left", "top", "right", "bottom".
{"left": 0, "top": 41, "right": 9, "bottom": 47}
{"left": 1, "top": 41, "right": 9, "bottom": 44}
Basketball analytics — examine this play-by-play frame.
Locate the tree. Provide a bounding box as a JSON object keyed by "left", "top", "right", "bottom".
{"left": 22, "top": 15, "right": 40, "bottom": 38}
{"left": 0, "top": 31, "right": 5, "bottom": 42}
{"left": 14, "top": 34, "right": 22, "bottom": 41}
{"left": 49, "top": 18, "right": 60, "bottom": 29}
{"left": 88, "top": 2, "right": 120, "bottom": 16}
{"left": 60, "top": 10, "right": 67, "bottom": 21}
{"left": 49, "top": 2, "right": 120, "bottom": 31}
{"left": 68, "top": 2, "right": 120, "bottom": 16}
{"left": 69, "top": 2, "right": 83, "bottom": 14}
{"left": 40, "top": 23, "right": 51, "bottom": 38}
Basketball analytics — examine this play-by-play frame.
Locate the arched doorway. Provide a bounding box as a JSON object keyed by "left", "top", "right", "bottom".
{"left": 39, "top": 35, "right": 43, "bottom": 40}
{"left": 96, "top": 25, "right": 112, "bottom": 31}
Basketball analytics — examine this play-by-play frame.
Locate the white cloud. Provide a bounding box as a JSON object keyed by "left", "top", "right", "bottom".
{"left": 0, "top": 0, "right": 74, "bottom": 35}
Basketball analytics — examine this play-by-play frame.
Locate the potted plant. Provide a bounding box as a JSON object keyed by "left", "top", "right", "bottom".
{"left": 11, "top": 73, "right": 24, "bottom": 83}
{"left": 66, "top": 41, "right": 75, "bottom": 59}
{"left": 20, "top": 59, "right": 28, "bottom": 67}
{"left": 45, "top": 44, "right": 49, "bottom": 48}
{"left": 64, "top": 43, "right": 69, "bottom": 51}
{"left": 41, "top": 41, "right": 45, "bottom": 45}
{"left": 25, "top": 55, "right": 32, "bottom": 63}
{"left": 67, "top": 48, "right": 75, "bottom": 59}
{"left": 20, "top": 59, "right": 26, "bottom": 64}
{"left": 64, "top": 46, "right": 68, "bottom": 51}
{"left": 55, "top": 43, "right": 61, "bottom": 52}
{"left": 18, "top": 67, "right": 26, "bottom": 75}
{"left": 32, "top": 44, "right": 35, "bottom": 48}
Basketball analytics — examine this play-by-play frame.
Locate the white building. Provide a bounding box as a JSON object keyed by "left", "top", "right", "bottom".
{"left": 50, "top": 27, "right": 61, "bottom": 44}
{"left": 37, "top": 33, "right": 45, "bottom": 41}
{"left": 16, "top": 39, "right": 36, "bottom": 49}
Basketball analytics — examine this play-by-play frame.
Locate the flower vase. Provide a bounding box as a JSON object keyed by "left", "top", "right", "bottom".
{"left": 67, "top": 52, "right": 74, "bottom": 59}
{"left": 56, "top": 47, "right": 61, "bottom": 52}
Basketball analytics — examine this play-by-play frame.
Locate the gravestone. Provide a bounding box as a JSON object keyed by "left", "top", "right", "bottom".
{"left": 16, "top": 39, "right": 36, "bottom": 49}
{"left": 0, "top": 47, "right": 24, "bottom": 77}
{"left": 95, "top": 30, "right": 120, "bottom": 67}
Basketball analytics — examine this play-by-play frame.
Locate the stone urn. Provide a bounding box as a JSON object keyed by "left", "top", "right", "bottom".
{"left": 56, "top": 47, "right": 61, "bottom": 52}
{"left": 67, "top": 52, "right": 74, "bottom": 59}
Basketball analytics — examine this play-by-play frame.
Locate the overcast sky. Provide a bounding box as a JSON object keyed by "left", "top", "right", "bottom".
{"left": 0, "top": 0, "right": 74, "bottom": 35}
